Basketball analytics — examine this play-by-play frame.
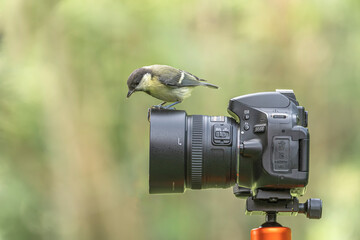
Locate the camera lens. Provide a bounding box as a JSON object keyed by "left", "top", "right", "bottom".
{"left": 149, "top": 109, "right": 238, "bottom": 194}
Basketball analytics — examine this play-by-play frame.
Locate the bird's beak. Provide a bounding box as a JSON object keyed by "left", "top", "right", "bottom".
{"left": 127, "top": 89, "right": 135, "bottom": 98}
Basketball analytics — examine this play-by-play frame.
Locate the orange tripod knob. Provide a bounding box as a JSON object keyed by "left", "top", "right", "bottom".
{"left": 251, "top": 226, "right": 291, "bottom": 240}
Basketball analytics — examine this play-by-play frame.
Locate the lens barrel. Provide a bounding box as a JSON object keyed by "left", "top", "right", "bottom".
{"left": 149, "top": 109, "right": 238, "bottom": 194}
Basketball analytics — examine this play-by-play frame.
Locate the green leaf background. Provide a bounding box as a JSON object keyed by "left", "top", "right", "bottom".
{"left": 0, "top": 0, "right": 359, "bottom": 239}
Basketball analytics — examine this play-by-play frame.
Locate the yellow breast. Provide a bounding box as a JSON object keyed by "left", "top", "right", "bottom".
{"left": 139, "top": 75, "right": 193, "bottom": 102}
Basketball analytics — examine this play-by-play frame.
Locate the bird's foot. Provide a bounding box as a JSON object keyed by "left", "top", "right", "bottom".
{"left": 151, "top": 102, "right": 167, "bottom": 109}
{"left": 150, "top": 101, "right": 180, "bottom": 110}
{"left": 162, "top": 101, "right": 181, "bottom": 110}
{"left": 162, "top": 106, "right": 176, "bottom": 110}
{"left": 151, "top": 105, "right": 166, "bottom": 110}
{"left": 150, "top": 105, "right": 176, "bottom": 110}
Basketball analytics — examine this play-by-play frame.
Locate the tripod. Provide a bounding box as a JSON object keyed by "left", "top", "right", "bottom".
{"left": 233, "top": 185, "right": 322, "bottom": 240}
{"left": 251, "top": 212, "right": 290, "bottom": 240}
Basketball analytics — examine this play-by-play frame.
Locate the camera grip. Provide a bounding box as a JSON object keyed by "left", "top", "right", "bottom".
{"left": 299, "top": 138, "right": 309, "bottom": 172}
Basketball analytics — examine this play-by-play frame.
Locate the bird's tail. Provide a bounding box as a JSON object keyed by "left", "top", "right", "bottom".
{"left": 200, "top": 82, "right": 219, "bottom": 89}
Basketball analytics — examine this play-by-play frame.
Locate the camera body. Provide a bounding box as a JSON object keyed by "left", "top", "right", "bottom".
{"left": 149, "top": 90, "right": 321, "bottom": 219}
{"left": 229, "top": 90, "right": 309, "bottom": 192}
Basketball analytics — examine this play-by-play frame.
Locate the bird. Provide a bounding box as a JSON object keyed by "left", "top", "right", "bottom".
{"left": 126, "top": 64, "right": 218, "bottom": 109}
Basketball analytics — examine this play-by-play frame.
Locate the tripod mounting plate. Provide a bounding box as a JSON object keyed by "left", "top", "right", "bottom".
{"left": 246, "top": 196, "right": 300, "bottom": 216}
{"left": 233, "top": 188, "right": 322, "bottom": 219}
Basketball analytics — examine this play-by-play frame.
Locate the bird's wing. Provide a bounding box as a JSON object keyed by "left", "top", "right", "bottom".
{"left": 181, "top": 70, "right": 207, "bottom": 82}
{"left": 155, "top": 65, "right": 203, "bottom": 88}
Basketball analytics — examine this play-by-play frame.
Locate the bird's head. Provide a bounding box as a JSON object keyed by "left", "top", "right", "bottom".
{"left": 127, "top": 67, "right": 153, "bottom": 98}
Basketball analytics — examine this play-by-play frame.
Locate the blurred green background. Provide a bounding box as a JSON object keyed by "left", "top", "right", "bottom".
{"left": 0, "top": 0, "right": 360, "bottom": 239}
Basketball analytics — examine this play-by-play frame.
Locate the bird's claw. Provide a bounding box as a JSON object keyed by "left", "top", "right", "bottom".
{"left": 163, "top": 106, "right": 176, "bottom": 110}
{"left": 151, "top": 105, "right": 165, "bottom": 110}
{"left": 150, "top": 105, "right": 176, "bottom": 110}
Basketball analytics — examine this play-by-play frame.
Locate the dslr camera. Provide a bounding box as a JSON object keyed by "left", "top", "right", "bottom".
{"left": 148, "top": 90, "right": 322, "bottom": 220}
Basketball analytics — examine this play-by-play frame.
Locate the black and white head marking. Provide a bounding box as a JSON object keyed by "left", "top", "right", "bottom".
{"left": 127, "top": 67, "right": 152, "bottom": 91}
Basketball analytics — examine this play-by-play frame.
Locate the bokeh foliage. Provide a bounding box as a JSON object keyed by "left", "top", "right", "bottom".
{"left": 0, "top": 0, "right": 360, "bottom": 239}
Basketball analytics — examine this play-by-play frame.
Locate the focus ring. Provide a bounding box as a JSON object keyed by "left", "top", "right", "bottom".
{"left": 191, "top": 116, "right": 203, "bottom": 189}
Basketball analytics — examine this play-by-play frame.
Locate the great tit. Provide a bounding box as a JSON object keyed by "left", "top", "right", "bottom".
{"left": 127, "top": 65, "right": 218, "bottom": 108}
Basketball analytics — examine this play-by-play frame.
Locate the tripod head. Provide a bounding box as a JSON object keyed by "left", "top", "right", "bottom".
{"left": 233, "top": 184, "right": 322, "bottom": 220}
{"left": 234, "top": 184, "right": 322, "bottom": 239}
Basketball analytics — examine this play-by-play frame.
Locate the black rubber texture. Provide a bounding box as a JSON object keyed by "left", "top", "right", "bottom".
{"left": 191, "top": 115, "right": 203, "bottom": 189}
